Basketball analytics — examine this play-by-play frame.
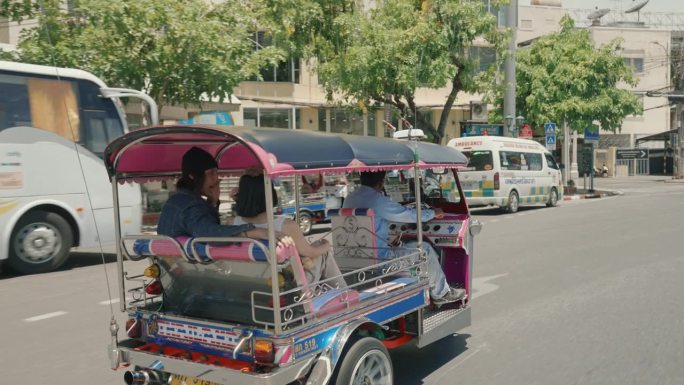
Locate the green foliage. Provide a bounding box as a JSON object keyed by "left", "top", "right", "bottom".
{"left": 2, "top": 0, "right": 287, "bottom": 111}
{"left": 493, "top": 15, "right": 642, "bottom": 135}
{"left": 263, "top": 0, "right": 508, "bottom": 143}
{"left": 0, "top": 0, "right": 40, "bottom": 22}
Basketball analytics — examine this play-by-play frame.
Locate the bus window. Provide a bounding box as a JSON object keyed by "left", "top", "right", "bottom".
{"left": 82, "top": 110, "right": 125, "bottom": 158}
{"left": 27, "top": 77, "right": 80, "bottom": 141}
{"left": 0, "top": 74, "right": 31, "bottom": 130}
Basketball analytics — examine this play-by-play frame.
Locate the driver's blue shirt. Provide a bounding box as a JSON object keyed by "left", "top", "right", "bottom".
{"left": 157, "top": 189, "right": 253, "bottom": 238}
{"left": 343, "top": 185, "right": 435, "bottom": 259}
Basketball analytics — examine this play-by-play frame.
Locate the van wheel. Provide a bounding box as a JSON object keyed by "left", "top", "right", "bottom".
{"left": 298, "top": 212, "right": 313, "bottom": 235}
{"left": 8, "top": 211, "right": 73, "bottom": 274}
{"left": 546, "top": 188, "right": 559, "bottom": 207}
{"left": 334, "top": 337, "right": 392, "bottom": 385}
{"left": 506, "top": 191, "right": 519, "bottom": 213}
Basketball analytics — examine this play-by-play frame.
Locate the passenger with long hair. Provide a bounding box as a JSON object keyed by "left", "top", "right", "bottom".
{"left": 233, "top": 174, "right": 346, "bottom": 287}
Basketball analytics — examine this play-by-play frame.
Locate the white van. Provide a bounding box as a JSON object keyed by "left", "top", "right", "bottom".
{"left": 448, "top": 136, "right": 563, "bottom": 212}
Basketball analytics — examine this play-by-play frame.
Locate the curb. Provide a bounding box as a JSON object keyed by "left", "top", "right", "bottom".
{"left": 562, "top": 191, "right": 620, "bottom": 201}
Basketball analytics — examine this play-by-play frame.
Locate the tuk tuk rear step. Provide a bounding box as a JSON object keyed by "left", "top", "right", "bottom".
{"left": 417, "top": 306, "right": 471, "bottom": 348}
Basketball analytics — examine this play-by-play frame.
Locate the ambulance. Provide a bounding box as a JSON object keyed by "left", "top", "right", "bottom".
{"left": 448, "top": 136, "right": 563, "bottom": 213}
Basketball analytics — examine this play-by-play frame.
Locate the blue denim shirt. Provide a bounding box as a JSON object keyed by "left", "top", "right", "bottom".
{"left": 342, "top": 185, "right": 435, "bottom": 259}
{"left": 157, "top": 189, "right": 253, "bottom": 238}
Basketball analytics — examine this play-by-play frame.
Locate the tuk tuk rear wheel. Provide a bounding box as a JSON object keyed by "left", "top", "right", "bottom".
{"left": 8, "top": 210, "right": 73, "bottom": 274}
{"left": 298, "top": 212, "right": 313, "bottom": 235}
{"left": 334, "top": 337, "right": 392, "bottom": 385}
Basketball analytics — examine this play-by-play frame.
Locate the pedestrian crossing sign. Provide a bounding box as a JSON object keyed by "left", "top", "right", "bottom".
{"left": 544, "top": 122, "right": 556, "bottom": 135}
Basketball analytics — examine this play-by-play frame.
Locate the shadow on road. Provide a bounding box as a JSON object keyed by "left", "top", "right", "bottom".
{"left": 390, "top": 333, "right": 471, "bottom": 384}
{"left": 470, "top": 205, "right": 547, "bottom": 216}
{"left": 0, "top": 251, "right": 116, "bottom": 279}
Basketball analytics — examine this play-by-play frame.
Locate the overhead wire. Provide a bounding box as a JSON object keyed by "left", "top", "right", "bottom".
{"left": 35, "top": 0, "right": 116, "bottom": 317}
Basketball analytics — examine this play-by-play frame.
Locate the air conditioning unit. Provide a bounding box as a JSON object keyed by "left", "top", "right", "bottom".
{"left": 470, "top": 102, "right": 488, "bottom": 121}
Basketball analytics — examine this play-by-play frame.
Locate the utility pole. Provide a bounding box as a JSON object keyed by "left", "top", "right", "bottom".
{"left": 677, "top": 103, "right": 683, "bottom": 178}
{"left": 503, "top": 0, "right": 517, "bottom": 137}
{"left": 562, "top": 121, "right": 569, "bottom": 186}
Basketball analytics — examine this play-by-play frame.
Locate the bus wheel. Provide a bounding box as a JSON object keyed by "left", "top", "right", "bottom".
{"left": 506, "top": 191, "right": 519, "bottom": 213}
{"left": 334, "top": 337, "right": 392, "bottom": 385}
{"left": 8, "top": 211, "right": 73, "bottom": 274}
{"left": 546, "top": 188, "right": 559, "bottom": 207}
{"left": 298, "top": 212, "right": 313, "bottom": 235}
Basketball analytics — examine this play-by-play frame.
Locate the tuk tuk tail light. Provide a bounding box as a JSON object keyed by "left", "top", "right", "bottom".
{"left": 126, "top": 318, "right": 142, "bottom": 338}
{"left": 143, "top": 264, "right": 160, "bottom": 278}
{"left": 493, "top": 172, "right": 500, "bottom": 190}
{"left": 144, "top": 280, "right": 162, "bottom": 295}
{"left": 254, "top": 340, "right": 275, "bottom": 363}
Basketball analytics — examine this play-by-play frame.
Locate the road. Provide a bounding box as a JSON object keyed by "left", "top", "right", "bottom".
{"left": 1, "top": 177, "right": 683, "bottom": 385}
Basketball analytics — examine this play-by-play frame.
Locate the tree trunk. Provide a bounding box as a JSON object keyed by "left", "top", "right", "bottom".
{"left": 436, "top": 63, "right": 465, "bottom": 144}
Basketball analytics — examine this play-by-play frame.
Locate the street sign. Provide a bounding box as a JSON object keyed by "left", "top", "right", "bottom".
{"left": 585, "top": 126, "right": 599, "bottom": 142}
{"left": 544, "top": 122, "right": 556, "bottom": 135}
{"left": 616, "top": 148, "right": 649, "bottom": 160}
{"left": 545, "top": 133, "right": 556, "bottom": 150}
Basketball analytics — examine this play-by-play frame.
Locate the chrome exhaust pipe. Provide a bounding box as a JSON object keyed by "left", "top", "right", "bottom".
{"left": 123, "top": 369, "right": 162, "bottom": 385}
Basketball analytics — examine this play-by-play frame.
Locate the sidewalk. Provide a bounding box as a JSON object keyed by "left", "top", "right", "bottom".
{"left": 563, "top": 189, "right": 619, "bottom": 201}
{"left": 563, "top": 174, "right": 684, "bottom": 200}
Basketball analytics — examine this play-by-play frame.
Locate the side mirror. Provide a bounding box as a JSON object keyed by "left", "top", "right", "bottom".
{"left": 469, "top": 219, "right": 483, "bottom": 236}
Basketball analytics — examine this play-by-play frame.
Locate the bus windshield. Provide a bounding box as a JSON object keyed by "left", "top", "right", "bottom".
{"left": 461, "top": 150, "right": 494, "bottom": 171}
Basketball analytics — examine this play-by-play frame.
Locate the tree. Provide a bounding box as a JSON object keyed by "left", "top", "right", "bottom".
{"left": 261, "top": 0, "right": 508, "bottom": 143}
{"left": 0, "top": 0, "right": 39, "bottom": 22}
{"left": 1, "top": 0, "right": 286, "bottom": 114}
{"left": 494, "top": 15, "right": 642, "bottom": 136}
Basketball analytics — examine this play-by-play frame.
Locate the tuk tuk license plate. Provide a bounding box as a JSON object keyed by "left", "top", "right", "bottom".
{"left": 170, "top": 375, "right": 216, "bottom": 385}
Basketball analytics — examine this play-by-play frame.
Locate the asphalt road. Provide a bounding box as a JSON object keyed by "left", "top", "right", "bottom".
{"left": 1, "top": 176, "right": 683, "bottom": 385}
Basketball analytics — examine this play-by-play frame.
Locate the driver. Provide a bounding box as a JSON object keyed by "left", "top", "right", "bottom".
{"left": 343, "top": 171, "right": 466, "bottom": 305}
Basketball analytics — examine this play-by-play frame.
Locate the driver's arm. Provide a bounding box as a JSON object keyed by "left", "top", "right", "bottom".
{"left": 377, "top": 194, "right": 436, "bottom": 223}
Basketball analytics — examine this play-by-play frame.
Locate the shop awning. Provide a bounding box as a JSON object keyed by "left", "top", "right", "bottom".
{"left": 636, "top": 129, "right": 678, "bottom": 145}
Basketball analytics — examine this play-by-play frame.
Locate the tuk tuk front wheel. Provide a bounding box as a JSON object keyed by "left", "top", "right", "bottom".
{"left": 8, "top": 211, "right": 73, "bottom": 274}
{"left": 334, "top": 337, "right": 392, "bottom": 385}
{"left": 298, "top": 212, "right": 313, "bottom": 235}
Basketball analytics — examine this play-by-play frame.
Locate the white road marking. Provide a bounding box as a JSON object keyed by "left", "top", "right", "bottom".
{"left": 99, "top": 297, "right": 131, "bottom": 305}
{"left": 471, "top": 273, "right": 509, "bottom": 299}
{"left": 24, "top": 311, "right": 68, "bottom": 322}
{"left": 490, "top": 219, "right": 500, "bottom": 223}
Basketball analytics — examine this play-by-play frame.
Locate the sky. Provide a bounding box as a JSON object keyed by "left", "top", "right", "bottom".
{"left": 522, "top": 0, "right": 684, "bottom": 13}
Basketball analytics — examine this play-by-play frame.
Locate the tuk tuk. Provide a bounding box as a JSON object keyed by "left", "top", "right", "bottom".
{"left": 104, "top": 125, "right": 481, "bottom": 385}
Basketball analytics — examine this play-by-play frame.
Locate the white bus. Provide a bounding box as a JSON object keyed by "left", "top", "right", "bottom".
{"left": 448, "top": 136, "right": 563, "bottom": 213}
{"left": 0, "top": 61, "right": 156, "bottom": 274}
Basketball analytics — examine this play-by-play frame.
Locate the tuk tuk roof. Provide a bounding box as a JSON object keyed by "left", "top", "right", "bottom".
{"left": 105, "top": 125, "right": 468, "bottom": 182}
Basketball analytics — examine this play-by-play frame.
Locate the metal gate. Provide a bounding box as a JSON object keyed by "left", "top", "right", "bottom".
{"left": 616, "top": 159, "right": 649, "bottom": 176}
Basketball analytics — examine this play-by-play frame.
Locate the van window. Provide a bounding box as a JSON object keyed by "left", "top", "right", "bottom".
{"left": 500, "top": 151, "right": 522, "bottom": 171}
{"left": 526, "top": 153, "right": 543, "bottom": 171}
{"left": 461, "top": 150, "right": 494, "bottom": 171}
{"left": 545, "top": 153, "right": 560, "bottom": 170}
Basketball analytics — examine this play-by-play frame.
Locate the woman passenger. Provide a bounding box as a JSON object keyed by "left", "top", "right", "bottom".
{"left": 233, "top": 174, "right": 346, "bottom": 288}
